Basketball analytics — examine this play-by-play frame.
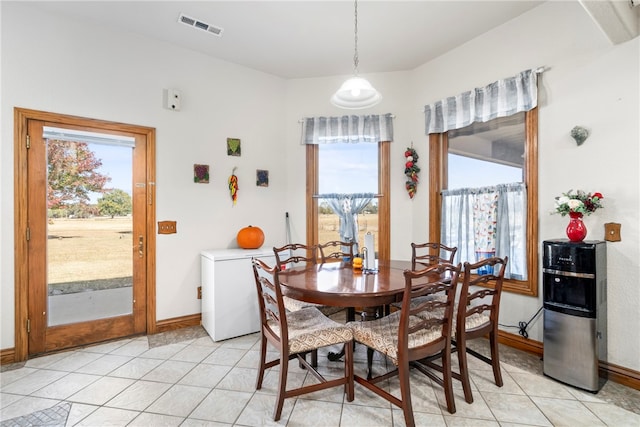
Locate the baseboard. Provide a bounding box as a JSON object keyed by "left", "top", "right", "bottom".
{"left": 498, "top": 330, "right": 640, "bottom": 391}
{"left": 1, "top": 348, "right": 16, "bottom": 365}
{"left": 600, "top": 360, "right": 640, "bottom": 390}
{"left": 154, "top": 313, "right": 202, "bottom": 333}
{"left": 498, "top": 330, "right": 544, "bottom": 356}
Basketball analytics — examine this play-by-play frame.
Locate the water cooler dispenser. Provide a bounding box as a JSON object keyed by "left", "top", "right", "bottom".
{"left": 542, "top": 240, "right": 607, "bottom": 392}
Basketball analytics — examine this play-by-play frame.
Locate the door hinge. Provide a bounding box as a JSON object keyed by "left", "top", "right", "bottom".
{"left": 26, "top": 227, "right": 30, "bottom": 241}
{"left": 27, "top": 319, "right": 31, "bottom": 333}
{"left": 26, "top": 134, "right": 30, "bottom": 149}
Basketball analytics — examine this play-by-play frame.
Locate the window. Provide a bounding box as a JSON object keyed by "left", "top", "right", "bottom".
{"left": 429, "top": 108, "right": 538, "bottom": 296}
{"left": 317, "top": 143, "right": 378, "bottom": 253}
{"left": 307, "top": 142, "right": 390, "bottom": 261}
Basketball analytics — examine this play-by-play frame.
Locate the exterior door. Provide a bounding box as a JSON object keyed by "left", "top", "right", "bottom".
{"left": 15, "top": 109, "right": 156, "bottom": 357}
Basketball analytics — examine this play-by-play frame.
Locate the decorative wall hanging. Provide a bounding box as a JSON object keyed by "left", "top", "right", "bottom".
{"left": 256, "top": 169, "right": 269, "bottom": 187}
{"left": 570, "top": 126, "right": 589, "bottom": 146}
{"left": 194, "top": 164, "right": 209, "bottom": 183}
{"left": 227, "top": 138, "right": 241, "bottom": 156}
{"left": 228, "top": 167, "right": 239, "bottom": 205}
{"left": 404, "top": 146, "right": 420, "bottom": 199}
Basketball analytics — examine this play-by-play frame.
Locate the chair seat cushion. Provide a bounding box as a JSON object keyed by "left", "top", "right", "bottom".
{"left": 411, "top": 301, "right": 490, "bottom": 332}
{"left": 348, "top": 311, "right": 444, "bottom": 365}
{"left": 390, "top": 294, "right": 445, "bottom": 311}
{"left": 267, "top": 307, "right": 353, "bottom": 354}
{"left": 460, "top": 310, "right": 490, "bottom": 331}
{"left": 283, "top": 295, "right": 319, "bottom": 312}
{"left": 283, "top": 296, "right": 345, "bottom": 316}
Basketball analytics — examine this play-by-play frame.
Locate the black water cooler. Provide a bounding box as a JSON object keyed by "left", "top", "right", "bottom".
{"left": 542, "top": 240, "right": 607, "bottom": 392}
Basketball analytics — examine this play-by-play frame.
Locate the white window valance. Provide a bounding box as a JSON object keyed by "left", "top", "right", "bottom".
{"left": 301, "top": 113, "right": 394, "bottom": 144}
{"left": 424, "top": 69, "right": 538, "bottom": 135}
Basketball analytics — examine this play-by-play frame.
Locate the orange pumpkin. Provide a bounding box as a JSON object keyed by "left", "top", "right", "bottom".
{"left": 237, "top": 225, "right": 265, "bottom": 249}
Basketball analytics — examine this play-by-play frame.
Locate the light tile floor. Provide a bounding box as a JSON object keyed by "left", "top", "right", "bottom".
{"left": 1, "top": 326, "right": 639, "bottom": 426}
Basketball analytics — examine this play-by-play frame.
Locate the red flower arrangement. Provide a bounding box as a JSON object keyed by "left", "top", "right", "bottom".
{"left": 404, "top": 147, "right": 420, "bottom": 199}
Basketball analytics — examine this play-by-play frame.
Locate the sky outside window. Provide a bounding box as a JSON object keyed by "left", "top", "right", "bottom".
{"left": 318, "top": 143, "right": 378, "bottom": 194}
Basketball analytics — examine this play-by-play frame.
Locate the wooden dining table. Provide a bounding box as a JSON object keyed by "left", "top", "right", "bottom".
{"left": 278, "top": 259, "right": 415, "bottom": 309}
{"left": 278, "top": 259, "right": 453, "bottom": 366}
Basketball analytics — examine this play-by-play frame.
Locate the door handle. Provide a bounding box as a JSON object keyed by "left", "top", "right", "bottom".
{"left": 138, "top": 235, "right": 144, "bottom": 258}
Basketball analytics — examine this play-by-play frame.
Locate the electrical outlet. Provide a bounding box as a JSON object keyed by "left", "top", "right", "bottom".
{"left": 197, "top": 286, "right": 202, "bottom": 299}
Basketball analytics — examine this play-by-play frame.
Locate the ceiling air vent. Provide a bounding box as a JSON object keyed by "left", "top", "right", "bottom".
{"left": 178, "top": 13, "right": 224, "bottom": 37}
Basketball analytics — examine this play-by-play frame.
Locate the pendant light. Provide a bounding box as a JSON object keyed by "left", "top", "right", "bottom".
{"left": 331, "top": 0, "right": 382, "bottom": 109}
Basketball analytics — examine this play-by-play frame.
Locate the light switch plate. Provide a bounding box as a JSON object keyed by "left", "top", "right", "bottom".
{"left": 158, "top": 221, "right": 177, "bottom": 234}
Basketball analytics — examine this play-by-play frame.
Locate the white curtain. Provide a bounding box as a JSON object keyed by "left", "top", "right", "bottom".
{"left": 424, "top": 69, "right": 538, "bottom": 134}
{"left": 302, "top": 114, "right": 394, "bottom": 144}
{"left": 319, "top": 193, "right": 374, "bottom": 254}
{"left": 441, "top": 183, "right": 527, "bottom": 280}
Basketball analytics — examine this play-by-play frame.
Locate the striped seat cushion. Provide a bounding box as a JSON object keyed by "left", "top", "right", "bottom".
{"left": 348, "top": 311, "right": 444, "bottom": 366}
{"left": 267, "top": 307, "right": 353, "bottom": 354}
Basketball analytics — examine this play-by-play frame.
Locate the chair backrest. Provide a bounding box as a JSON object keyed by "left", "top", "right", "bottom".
{"left": 458, "top": 256, "right": 508, "bottom": 334}
{"left": 273, "top": 243, "right": 318, "bottom": 270}
{"left": 319, "top": 240, "right": 355, "bottom": 263}
{"left": 399, "top": 263, "right": 461, "bottom": 357}
{"left": 251, "top": 257, "right": 288, "bottom": 347}
{"left": 411, "top": 242, "right": 457, "bottom": 269}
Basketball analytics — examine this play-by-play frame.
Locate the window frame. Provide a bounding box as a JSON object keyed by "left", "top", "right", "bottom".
{"left": 306, "top": 142, "right": 390, "bottom": 262}
{"left": 429, "top": 108, "right": 538, "bottom": 296}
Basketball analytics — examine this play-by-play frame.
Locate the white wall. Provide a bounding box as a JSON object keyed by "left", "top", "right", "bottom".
{"left": 1, "top": 2, "right": 287, "bottom": 347}
{"left": 2, "top": 1, "right": 639, "bottom": 373}
{"left": 427, "top": 1, "right": 639, "bottom": 370}
{"left": 284, "top": 72, "right": 418, "bottom": 261}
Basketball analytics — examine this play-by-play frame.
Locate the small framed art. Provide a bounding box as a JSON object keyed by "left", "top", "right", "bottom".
{"left": 227, "top": 138, "right": 241, "bottom": 156}
{"left": 194, "top": 164, "right": 210, "bottom": 183}
{"left": 256, "top": 169, "right": 269, "bottom": 187}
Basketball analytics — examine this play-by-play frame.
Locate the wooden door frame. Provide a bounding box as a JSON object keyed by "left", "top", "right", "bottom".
{"left": 13, "top": 107, "right": 157, "bottom": 361}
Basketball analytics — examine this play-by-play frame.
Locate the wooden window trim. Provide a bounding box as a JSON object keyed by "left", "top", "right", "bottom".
{"left": 428, "top": 108, "right": 538, "bottom": 296}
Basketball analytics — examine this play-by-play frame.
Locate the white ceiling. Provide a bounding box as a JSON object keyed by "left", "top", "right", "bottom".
{"left": 28, "top": 1, "right": 546, "bottom": 79}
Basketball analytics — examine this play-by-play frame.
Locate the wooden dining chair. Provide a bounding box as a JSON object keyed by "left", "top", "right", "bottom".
{"left": 319, "top": 240, "right": 355, "bottom": 263}
{"left": 251, "top": 257, "right": 355, "bottom": 421}
{"left": 273, "top": 243, "right": 343, "bottom": 314}
{"left": 349, "top": 263, "right": 461, "bottom": 427}
{"left": 418, "top": 256, "right": 508, "bottom": 404}
{"left": 411, "top": 242, "right": 457, "bottom": 269}
{"left": 273, "top": 243, "right": 319, "bottom": 311}
{"left": 390, "top": 243, "right": 458, "bottom": 312}
{"left": 453, "top": 256, "right": 508, "bottom": 403}
{"left": 273, "top": 243, "right": 318, "bottom": 268}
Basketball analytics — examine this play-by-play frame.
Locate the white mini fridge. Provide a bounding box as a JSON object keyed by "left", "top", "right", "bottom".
{"left": 200, "top": 247, "right": 275, "bottom": 341}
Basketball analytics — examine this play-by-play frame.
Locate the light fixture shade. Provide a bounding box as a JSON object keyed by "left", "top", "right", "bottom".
{"left": 331, "top": 76, "right": 382, "bottom": 109}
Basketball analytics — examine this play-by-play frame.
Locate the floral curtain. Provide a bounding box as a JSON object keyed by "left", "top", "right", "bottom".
{"left": 440, "top": 183, "right": 527, "bottom": 280}
{"left": 424, "top": 69, "right": 538, "bottom": 134}
{"left": 319, "top": 193, "right": 374, "bottom": 254}
{"left": 301, "top": 114, "right": 394, "bottom": 144}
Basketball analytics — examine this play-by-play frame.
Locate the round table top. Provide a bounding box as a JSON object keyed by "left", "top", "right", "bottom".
{"left": 278, "top": 260, "right": 414, "bottom": 308}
